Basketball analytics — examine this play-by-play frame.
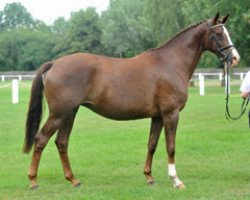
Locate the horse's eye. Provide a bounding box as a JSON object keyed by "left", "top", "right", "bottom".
{"left": 217, "top": 33, "right": 223, "bottom": 39}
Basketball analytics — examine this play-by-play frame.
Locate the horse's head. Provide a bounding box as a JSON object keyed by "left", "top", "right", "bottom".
{"left": 204, "top": 12, "right": 240, "bottom": 66}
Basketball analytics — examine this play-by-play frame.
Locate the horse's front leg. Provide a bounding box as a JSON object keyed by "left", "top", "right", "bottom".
{"left": 162, "top": 110, "right": 185, "bottom": 189}
{"left": 144, "top": 117, "right": 163, "bottom": 184}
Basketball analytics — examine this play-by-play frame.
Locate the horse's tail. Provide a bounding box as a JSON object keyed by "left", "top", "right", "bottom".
{"left": 23, "top": 62, "right": 53, "bottom": 154}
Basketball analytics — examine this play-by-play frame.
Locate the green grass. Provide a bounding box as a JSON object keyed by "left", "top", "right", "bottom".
{"left": 0, "top": 80, "right": 250, "bottom": 200}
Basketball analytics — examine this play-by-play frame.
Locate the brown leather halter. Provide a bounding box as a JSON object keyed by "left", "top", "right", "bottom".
{"left": 209, "top": 24, "right": 235, "bottom": 65}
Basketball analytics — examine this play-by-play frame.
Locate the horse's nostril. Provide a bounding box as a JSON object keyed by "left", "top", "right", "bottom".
{"left": 232, "top": 55, "right": 240, "bottom": 65}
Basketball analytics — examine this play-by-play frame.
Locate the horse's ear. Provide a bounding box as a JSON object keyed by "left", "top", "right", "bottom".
{"left": 212, "top": 12, "right": 220, "bottom": 25}
{"left": 222, "top": 14, "right": 229, "bottom": 24}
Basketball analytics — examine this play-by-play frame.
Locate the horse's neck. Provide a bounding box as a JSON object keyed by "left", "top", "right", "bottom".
{"left": 156, "top": 23, "right": 207, "bottom": 82}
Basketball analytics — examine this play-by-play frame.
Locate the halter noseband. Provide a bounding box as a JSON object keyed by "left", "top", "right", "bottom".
{"left": 209, "top": 24, "right": 234, "bottom": 64}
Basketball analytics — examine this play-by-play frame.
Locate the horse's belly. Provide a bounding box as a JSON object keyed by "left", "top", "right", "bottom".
{"left": 82, "top": 101, "right": 159, "bottom": 120}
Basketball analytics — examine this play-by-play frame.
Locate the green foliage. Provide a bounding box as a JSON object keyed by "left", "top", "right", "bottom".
{"left": 0, "top": 2, "right": 44, "bottom": 31}
{"left": 0, "top": 3, "right": 53, "bottom": 70}
{"left": 0, "top": 1, "right": 249, "bottom": 71}
{"left": 18, "top": 31, "right": 54, "bottom": 70}
{"left": 145, "top": 0, "right": 185, "bottom": 45}
{"left": 101, "top": 0, "right": 154, "bottom": 57}
{"left": 51, "top": 17, "right": 70, "bottom": 57}
{"left": 67, "top": 8, "right": 103, "bottom": 54}
{"left": 51, "top": 8, "right": 104, "bottom": 58}
{"left": 0, "top": 29, "right": 53, "bottom": 70}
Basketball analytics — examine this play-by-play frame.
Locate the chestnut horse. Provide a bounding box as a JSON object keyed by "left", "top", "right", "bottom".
{"left": 23, "top": 13, "right": 240, "bottom": 189}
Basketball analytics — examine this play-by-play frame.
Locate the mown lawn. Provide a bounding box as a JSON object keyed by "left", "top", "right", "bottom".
{"left": 0, "top": 80, "right": 249, "bottom": 200}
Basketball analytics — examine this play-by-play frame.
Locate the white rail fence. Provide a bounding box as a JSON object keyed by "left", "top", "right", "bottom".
{"left": 192, "top": 72, "right": 245, "bottom": 96}
{"left": 1, "top": 74, "right": 35, "bottom": 82}
{"left": 0, "top": 72, "right": 247, "bottom": 103}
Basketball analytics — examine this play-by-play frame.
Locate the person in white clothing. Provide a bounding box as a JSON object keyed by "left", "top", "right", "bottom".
{"left": 240, "top": 71, "right": 250, "bottom": 99}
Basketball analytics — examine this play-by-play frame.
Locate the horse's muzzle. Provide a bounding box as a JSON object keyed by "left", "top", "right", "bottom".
{"left": 221, "top": 48, "right": 240, "bottom": 67}
{"left": 230, "top": 48, "right": 240, "bottom": 66}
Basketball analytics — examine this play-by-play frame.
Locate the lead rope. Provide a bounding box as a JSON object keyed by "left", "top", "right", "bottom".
{"left": 224, "top": 62, "right": 250, "bottom": 125}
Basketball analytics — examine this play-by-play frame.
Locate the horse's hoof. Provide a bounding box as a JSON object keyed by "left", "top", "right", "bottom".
{"left": 175, "top": 183, "right": 185, "bottom": 189}
{"left": 146, "top": 179, "right": 155, "bottom": 185}
{"left": 73, "top": 180, "right": 81, "bottom": 187}
{"left": 29, "top": 184, "right": 39, "bottom": 190}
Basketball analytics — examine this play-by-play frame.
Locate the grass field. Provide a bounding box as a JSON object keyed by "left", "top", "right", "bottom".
{"left": 0, "top": 80, "right": 250, "bottom": 200}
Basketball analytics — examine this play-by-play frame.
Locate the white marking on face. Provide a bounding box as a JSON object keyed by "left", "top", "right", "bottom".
{"left": 223, "top": 26, "right": 240, "bottom": 65}
{"left": 223, "top": 26, "right": 233, "bottom": 45}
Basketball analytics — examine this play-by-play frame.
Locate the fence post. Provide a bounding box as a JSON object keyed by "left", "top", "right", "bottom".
{"left": 19, "top": 75, "right": 22, "bottom": 81}
{"left": 12, "top": 79, "right": 19, "bottom": 104}
{"left": 219, "top": 73, "right": 223, "bottom": 81}
{"left": 199, "top": 73, "right": 205, "bottom": 96}
{"left": 2, "top": 75, "right": 4, "bottom": 82}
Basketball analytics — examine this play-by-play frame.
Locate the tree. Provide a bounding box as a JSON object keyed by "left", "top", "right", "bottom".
{"left": 18, "top": 30, "right": 54, "bottom": 70}
{"left": 101, "top": 0, "right": 154, "bottom": 57}
{"left": 0, "top": 2, "right": 54, "bottom": 71}
{"left": 66, "top": 8, "right": 103, "bottom": 55}
{"left": 51, "top": 17, "right": 70, "bottom": 58}
{"left": 0, "top": 29, "right": 53, "bottom": 71}
{"left": 0, "top": 2, "right": 37, "bottom": 31}
{"left": 144, "top": 0, "right": 185, "bottom": 45}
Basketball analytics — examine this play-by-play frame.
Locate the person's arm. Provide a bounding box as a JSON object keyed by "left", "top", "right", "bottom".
{"left": 240, "top": 71, "right": 250, "bottom": 99}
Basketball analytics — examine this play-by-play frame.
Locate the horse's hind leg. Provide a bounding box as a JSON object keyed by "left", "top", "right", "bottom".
{"left": 55, "top": 108, "right": 81, "bottom": 187}
{"left": 28, "top": 115, "right": 61, "bottom": 189}
{"left": 144, "top": 117, "right": 163, "bottom": 184}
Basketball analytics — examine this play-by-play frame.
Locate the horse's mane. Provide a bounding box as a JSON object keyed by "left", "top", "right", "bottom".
{"left": 148, "top": 20, "right": 207, "bottom": 51}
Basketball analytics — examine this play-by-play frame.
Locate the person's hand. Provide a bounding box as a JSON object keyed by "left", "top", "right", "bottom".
{"left": 241, "top": 91, "right": 250, "bottom": 99}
